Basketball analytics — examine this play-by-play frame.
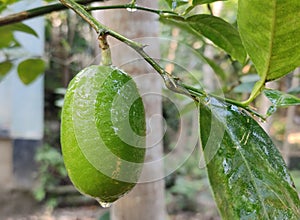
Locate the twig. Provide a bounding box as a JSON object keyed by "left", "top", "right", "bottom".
{"left": 85, "top": 4, "right": 176, "bottom": 15}
{"left": 0, "top": 1, "right": 176, "bottom": 26}
{"left": 0, "top": 0, "right": 104, "bottom": 26}
{"left": 59, "top": 0, "right": 192, "bottom": 97}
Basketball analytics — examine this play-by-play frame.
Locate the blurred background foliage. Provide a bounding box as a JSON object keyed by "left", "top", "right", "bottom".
{"left": 1, "top": 0, "right": 299, "bottom": 218}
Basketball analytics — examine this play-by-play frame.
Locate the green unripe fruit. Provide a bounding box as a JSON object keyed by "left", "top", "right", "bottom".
{"left": 61, "top": 65, "right": 146, "bottom": 206}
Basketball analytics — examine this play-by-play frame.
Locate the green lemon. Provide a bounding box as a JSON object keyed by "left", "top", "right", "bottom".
{"left": 61, "top": 65, "right": 146, "bottom": 206}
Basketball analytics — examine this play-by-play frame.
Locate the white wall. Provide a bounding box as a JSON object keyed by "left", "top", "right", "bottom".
{"left": 0, "top": 0, "right": 44, "bottom": 140}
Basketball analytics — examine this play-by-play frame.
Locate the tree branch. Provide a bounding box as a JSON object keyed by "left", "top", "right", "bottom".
{"left": 0, "top": 0, "right": 176, "bottom": 27}
{"left": 0, "top": 0, "right": 263, "bottom": 118}
{"left": 85, "top": 4, "right": 176, "bottom": 15}
{"left": 59, "top": 0, "right": 195, "bottom": 98}
{"left": 0, "top": 0, "right": 103, "bottom": 26}
{"left": 59, "top": 0, "right": 265, "bottom": 119}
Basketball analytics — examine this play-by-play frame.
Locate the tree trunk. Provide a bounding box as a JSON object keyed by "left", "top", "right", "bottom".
{"left": 94, "top": 1, "right": 166, "bottom": 219}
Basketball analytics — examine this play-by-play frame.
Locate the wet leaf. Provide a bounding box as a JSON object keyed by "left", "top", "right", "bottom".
{"left": 264, "top": 89, "right": 300, "bottom": 116}
{"left": 17, "top": 58, "right": 45, "bottom": 85}
{"left": 264, "top": 89, "right": 300, "bottom": 107}
{"left": 199, "top": 97, "right": 300, "bottom": 219}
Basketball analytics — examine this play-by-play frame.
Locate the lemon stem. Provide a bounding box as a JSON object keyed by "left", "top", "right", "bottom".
{"left": 98, "top": 32, "right": 112, "bottom": 66}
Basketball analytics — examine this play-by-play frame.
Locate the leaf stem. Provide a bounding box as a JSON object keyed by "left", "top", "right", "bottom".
{"left": 181, "top": 84, "right": 266, "bottom": 120}
{"left": 98, "top": 33, "right": 112, "bottom": 66}
{"left": 241, "top": 79, "right": 265, "bottom": 106}
{"left": 60, "top": 0, "right": 265, "bottom": 120}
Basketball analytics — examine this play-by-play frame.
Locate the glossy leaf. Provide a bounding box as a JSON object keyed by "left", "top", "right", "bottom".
{"left": 264, "top": 89, "right": 300, "bottom": 116}
{"left": 199, "top": 97, "right": 300, "bottom": 219}
{"left": 238, "top": 0, "right": 300, "bottom": 81}
{"left": 264, "top": 89, "right": 300, "bottom": 107}
{"left": 161, "top": 14, "right": 246, "bottom": 63}
{"left": 17, "top": 58, "right": 45, "bottom": 85}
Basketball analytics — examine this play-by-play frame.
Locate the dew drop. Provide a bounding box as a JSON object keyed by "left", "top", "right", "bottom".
{"left": 98, "top": 200, "right": 112, "bottom": 208}
{"left": 126, "top": 7, "right": 137, "bottom": 12}
{"left": 230, "top": 105, "right": 239, "bottom": 112}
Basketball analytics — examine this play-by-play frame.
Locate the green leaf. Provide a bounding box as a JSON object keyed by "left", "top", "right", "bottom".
{"left": 187, "top": 0, "right": 227, "bottom": 13}
{"left": 188, "top": 14, "right": 246, "bottom": 63}
{"left": 0, "top": 60, "right": 13, "bottom": 77}
{"left": 238, "top": 0, "right": 300, "bottom": 81}
{"left": 17, "top": 58, "right": 46, "bottom": 85}
{"left": 0, "top": 0, "right": 19, "bottom": 12}
{"left": 161, "top": 14, "right": 246, "bottom": 63}
{"left": 264, "top": 89, "right": 300, "bottom": 107}
{"left": 160, "top": 15, "right": 198, "bottom": 37}
{"left": 0, "top": 31, "right": 15, "bottom": 48}
{"left": 193, "top": 0, "right": 226, "bottom": 5}
{"left": 199, "top": 97, "right": 300, "bottom": 219}
{"left": 264, "top": 89, "right": 300, "bottom": 116}
{"left": 0, "top": 23, "right": 38, "bottom": 48}
{"left": 0, "top": 22, "right": 38, "bottom": 37}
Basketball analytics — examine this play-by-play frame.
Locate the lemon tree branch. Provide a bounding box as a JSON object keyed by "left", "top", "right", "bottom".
{"left": 0, "top": 1, "right": 175, "bottom": 26}
{"left": 59, "top": 0, "right": 265, "bottom": 120}
{"left": 0, "top": 0, "right": 103, "bottom": 26}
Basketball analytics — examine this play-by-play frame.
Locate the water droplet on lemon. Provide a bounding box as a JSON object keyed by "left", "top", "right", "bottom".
{"left": 98, "top": 200, "right": 112, "bottom": 208}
